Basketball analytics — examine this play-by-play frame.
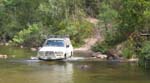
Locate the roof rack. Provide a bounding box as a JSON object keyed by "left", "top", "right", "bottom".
{"left": 48, "top": 35, "right": 69, "bottom": 38}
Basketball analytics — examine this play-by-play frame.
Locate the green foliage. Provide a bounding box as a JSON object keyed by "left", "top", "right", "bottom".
{"left": 117, "top": 0, "right": 150, "bottom": 36}
{"left": 138, "top": 41, "right": 150, "bottom": 68}
{"left": 92, "top": 42, "right": 110, "bottom": 54}
{"left": 93, "top": 0, "right": 150, "bottom": 61}
{"left": 122, "top": 48, "right": 133, "bottom": 59}
{"left": 105, "top": 31, "right": 126, "bottom": 46}
{"left": 139, "top": 41, "right": 150, "bottom": 59}
{"left": 0, "top": 0, "right": 40, "bottom": 42}
{"left": 12, "top": 24, "right": 43, "bottom": 46}
{"left": 99, "top": 1, "right": 118, "bottom": 30}
{"left": 84, "top": 0, "right": 100, "bottom": 17}
{"left": 121, "top": 40, "right": 135, "bottom": 59}
{"left": 58, "top": 18, "right": 93, "bottom": 46}
{"left": 0, "top": 0, "right": 94, "bottom": 47}
{"left": 0, "top": 0, "right": 150, "bottom": 62}
{"left": 97, "top": 0, "right": 123, "bottom": 47}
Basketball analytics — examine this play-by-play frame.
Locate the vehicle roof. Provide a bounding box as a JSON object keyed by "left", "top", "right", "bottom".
{"left": 47, "top": 38, "right": 68, "bottom": 40}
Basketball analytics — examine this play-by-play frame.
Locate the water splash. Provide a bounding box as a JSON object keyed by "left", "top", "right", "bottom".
{"left": 64, "top": 57, "right": 85, "bottom": 61}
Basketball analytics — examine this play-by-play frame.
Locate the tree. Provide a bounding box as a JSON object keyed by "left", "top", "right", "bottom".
{"left": 118, "top": 0, "right": 147, "bottom": 37}
{"left": 99, "top": 1, "right": 118, "bottom": 31}
{"left": 0, "top": 0, "right": 93, "bottom": 47}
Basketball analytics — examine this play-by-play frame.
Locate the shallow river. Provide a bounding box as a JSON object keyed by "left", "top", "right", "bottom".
{"left": 0, "top": 46, "right": 150, "bottom": 83}
{"left": 0, "top": 59, "right": 150, "bottom": 83}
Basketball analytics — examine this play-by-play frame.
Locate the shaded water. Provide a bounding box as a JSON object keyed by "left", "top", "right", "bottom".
{"left": 0, "top": 46, "right": 150, "bottom": 83}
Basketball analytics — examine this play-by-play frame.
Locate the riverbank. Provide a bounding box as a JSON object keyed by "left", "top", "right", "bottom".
{"left": 0, "top": 44, "right": 139, "bottom": 63}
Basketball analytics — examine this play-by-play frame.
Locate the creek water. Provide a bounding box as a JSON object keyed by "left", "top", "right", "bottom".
{"left": 0, "top": 46, "right": 150, "bottom": 83}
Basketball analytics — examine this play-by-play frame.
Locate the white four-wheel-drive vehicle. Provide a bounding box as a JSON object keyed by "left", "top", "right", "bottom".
{"left": 37, "top": 35, "right": 73, "bottom": 60}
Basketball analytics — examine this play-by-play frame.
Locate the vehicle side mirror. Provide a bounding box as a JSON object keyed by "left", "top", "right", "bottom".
{"left": 66, "top": 45, "right": 70, "bottom": 48}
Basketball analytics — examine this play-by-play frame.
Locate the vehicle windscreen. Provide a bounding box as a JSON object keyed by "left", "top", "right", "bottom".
{"left": 44, "top": 40, "right": 64, "bottom": 47}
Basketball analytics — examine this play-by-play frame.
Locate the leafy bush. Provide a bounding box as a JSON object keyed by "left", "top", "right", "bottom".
{"left": 0, "top": 0, "right": 94, "bottom": 47}
{"left": 122, "top": 47, "right": 134, "bottom": 59}
{"left": 105, "top": 31, "right": 126, "bottom": 46}
{"left": 92, "top": 29, "right": 126, "bottom": 54}
{"left": 92, "top": 42, "right": 110, "bottom": 54}
{"left": 57, "top": 18, "right": 93, "bottom": 47}
{"left": 12, "top": 24, "right": 44, "bottom": 47}
{"left": 138, "top": 41, "right": 150, "bottom": 68}
{"left": 139, "top": 41, "right": 150, "bottom": 59}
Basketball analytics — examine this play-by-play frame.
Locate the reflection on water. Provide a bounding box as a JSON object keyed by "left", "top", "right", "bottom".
{"left": 0, "top": 45, "right": 36, "bottom": 59}
{"left": 0, "top": 60, "right": 150, "bottom": 83}
{"left": 0, "top": 60, "right": 73, "bottom": 83}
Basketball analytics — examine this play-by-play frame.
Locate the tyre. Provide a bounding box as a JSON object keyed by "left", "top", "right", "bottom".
{"left": 64, "top": 54, "right": 67, "bottom": 59}
{"left": 70, "top": 52, "right": 73, "bottom": 58}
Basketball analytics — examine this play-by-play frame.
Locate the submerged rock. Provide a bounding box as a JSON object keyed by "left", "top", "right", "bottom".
{"left": 128, "top": 58, "right": 139, "bottom": 62}
{"left": 79, "top": 65, "right": 90, "bottom": 70}
{"left": 30, "top": 48, "right": 37, "bottom": 51}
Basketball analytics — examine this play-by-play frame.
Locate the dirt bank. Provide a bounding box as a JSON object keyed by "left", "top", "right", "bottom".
{"left": 74, "top": 17, "right": 103, "bottom": 57}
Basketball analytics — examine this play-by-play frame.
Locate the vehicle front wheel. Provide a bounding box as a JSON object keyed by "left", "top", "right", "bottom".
{"left": 70, "top": 52, "right": 73, "bottom": 58}
{"left": 64, "top": 54, "right": 67, "bottom": 59}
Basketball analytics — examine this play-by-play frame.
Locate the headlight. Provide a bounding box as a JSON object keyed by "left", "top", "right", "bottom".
{"left": 38, "top": 51, "right": 45, "bottom": 56}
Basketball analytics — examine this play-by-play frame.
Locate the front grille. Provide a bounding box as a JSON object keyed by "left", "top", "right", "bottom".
{"left": 45, "top": 51, "right": 54, "bottom": 56}
{"left": 38, "top": 51, "right": 54, "bottom": 56}
{"left": 55, "top": 52, "right": 63, "bottom": 56}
